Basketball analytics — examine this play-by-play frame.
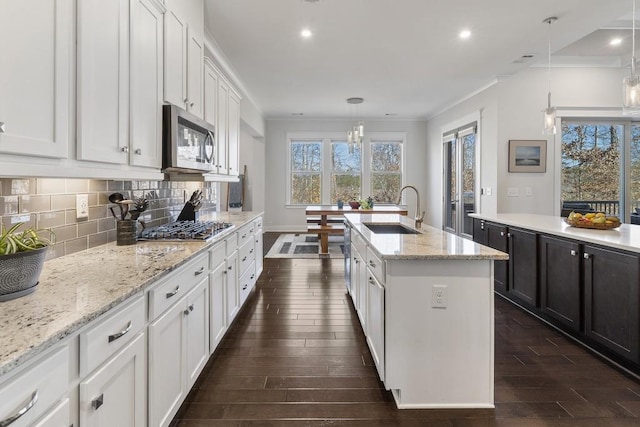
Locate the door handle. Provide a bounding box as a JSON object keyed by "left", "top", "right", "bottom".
{"left": 108, "top": 321, "right": 132, "bottom": 343}
{"left": 91, "top": 394, "right": 104, "bottom": 410}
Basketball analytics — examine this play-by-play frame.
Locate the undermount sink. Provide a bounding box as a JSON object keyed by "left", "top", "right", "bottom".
{"left": 363, "top": 223, "right": 421, "bottom": 235}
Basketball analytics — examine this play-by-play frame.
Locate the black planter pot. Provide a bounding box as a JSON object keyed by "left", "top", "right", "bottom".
{"left": 0, "top": 246, "right": 48, "bottom": 301}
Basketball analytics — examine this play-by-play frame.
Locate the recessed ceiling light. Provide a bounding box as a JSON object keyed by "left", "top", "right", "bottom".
{"left": 459, "top": 29, "right": 471, "bottom": 39}
{"left": 301, "top": 28, "right": 312, "bottom": 38}
{"left": 291, "top": 112, "right": 304, "bottom": 116}
{"left": 610, "top": 38, "right": 623, "bottom": 46}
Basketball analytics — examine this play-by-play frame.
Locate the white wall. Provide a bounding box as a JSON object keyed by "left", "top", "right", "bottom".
{"left": 426, "top": 66, "right": 624, "bottom": 228}
{"left": 264, "top": 119, "right": 428, "bottom": 232}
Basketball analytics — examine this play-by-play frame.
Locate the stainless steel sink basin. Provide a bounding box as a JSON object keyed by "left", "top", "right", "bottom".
{"left": 363, "top": 223, "right": 421, "bottom": 234}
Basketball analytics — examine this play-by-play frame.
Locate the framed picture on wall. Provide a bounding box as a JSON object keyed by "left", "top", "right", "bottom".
{"left": 508, "top": 140, "right": 546, "bottom": 173}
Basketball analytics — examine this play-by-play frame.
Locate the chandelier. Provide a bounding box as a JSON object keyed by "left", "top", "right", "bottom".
{"left": 623, "top": 0, "right": 640, "bottom": 114}
{"left": 346, "top": 97, "right": 364, "bottom": 146}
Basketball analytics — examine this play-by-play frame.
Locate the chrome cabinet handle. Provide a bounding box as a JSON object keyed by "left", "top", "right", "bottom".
{"left": 250, "top": 274, "right": 254, "bottom": 279}
{"left": 500, "top": 231, "right": 505, "bottom": 236}
{"left": 189, "top": 102, "right": 195, "bottom": 108}
{"left": 242, "top": 256, "right": 247, "bottom": 262}
{"left": 134, "top": 148, "right": 142, "bottom": 155}
{"left": 242, "top": 284, "right": 247, "bottom": 290}
{"left": 368, "top": 277, "right": 375, "bottom": 286}
{"left": 570, "top": 250, "right": 576, "bottom": 256}
{"left": 166, "top": 285, "right": 180, "bottom": 298}
{"left": 120, "top": 146, "right": 129, "bottom": 153}
{"left": 584, "top": 253, "right": 590, "bottom": 259}
{"left": 0, "top": 122, "right": 5, "bottom": 133}
{"left": 108, "top": 321, "right": 132, "bottom": 343}
{"left": 91, "top": 393, "right": 104, "bottom": 410}
{"left": 223, "top": 270, "right": 227, "bottom": 275}
{"left": 184, "top": 98, "right": 189, "bottom": 104}
{"left": 194, "top": 267, "right": 205, "bottom": 276}
{"left": 368, "top": 260, "right": 376, "bottom": 268}
{"left": 0, "top": 389, "right": 38, "bottom": 426}
{"left": 189, "top": 304, "right": 194, "bottom": 312}
{"left": 183, "top": 309, "right": 190, "bottom": 315}
{"left": 507, "top": 232, "right": 512, "bottom": 238}
{"left": 250, "top": 249, "right": 254, "bottom": 254}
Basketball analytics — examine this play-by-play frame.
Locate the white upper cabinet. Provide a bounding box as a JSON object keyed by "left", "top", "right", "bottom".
{"left": 0, "top": 0, "right": 73, "bottom": 159}
{"left": 130, "top": 0, "right": 165, "bottom": 168}
{"left": 77, "top": 0, "right": 130, "bottom": 164}
{"left": 164, "top": 0, "right": 204, "bottom": 118}
{"left": 216, "top": 78, "right": 229, "bottom": 175}
{"left": 228, "top": 90, "right": 241, "bottom": 177}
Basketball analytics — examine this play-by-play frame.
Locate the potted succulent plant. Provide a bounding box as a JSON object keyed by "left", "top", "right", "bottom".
{"left": 0, "top": 223, "right": 54, "bottom": 301}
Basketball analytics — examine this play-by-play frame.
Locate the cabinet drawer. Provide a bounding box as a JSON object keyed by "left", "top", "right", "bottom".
{"left": 210, "top": 241, "right": 225, "bottom": 267}
{"left": 239, "top": 261, "right": 256, "bottom": 305}
{"left": 366, "top": 248, "right": 385, "bottom": 284}
{"left": 148, "top": 252, "right": 208, "bottom": 320}
{"left": 253, "top": 217, "right": 263, "bottom": 232}
{"left": 237, "top": 224, "right": 254, "bottom": 247}
{"left": 226, "top": 232, "right": 238, "bottom": 256}
{"left": 0, "top": 346, "right": 69, "bottom": 427}
{"left": 80, "top": 295, "right": 145, "bottom": 376}
{"left": 353, "top": 231, "right": 367, "bottom": 256}
{"left": 238, "top": 238, "right": 255, "bottom": 276}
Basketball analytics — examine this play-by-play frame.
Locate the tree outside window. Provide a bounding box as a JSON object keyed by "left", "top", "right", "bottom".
{"left": 291, "top": 141, "right": 321, "bottom": 204}
{"left": 371, "top": 142, "right": 402, "bottom": 203}
{"left": 331, "top": 141, "right": 361, "bottom": 203}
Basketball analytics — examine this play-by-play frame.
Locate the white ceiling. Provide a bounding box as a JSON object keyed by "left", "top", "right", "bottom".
{"left": 204, "top": 0, "right": 632, "bottom": 120}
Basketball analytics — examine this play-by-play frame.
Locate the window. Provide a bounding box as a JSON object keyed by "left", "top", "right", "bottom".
{"left": 287, "top": 133, "right": 405, "bottom": 205}
{"left": 290, "top": 141, "right": 321, "bottom": 204}
{"left": 331, "top": 141, "right": 361, "bottom": 203}
{"left": 370, "top": 141, "right": 402, "bottom": 203}
{"left": 560, "top": 119, "right": 640, "bottom": 221}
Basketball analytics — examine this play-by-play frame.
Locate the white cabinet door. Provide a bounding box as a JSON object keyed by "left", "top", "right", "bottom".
{"left": 225, "top": 250, "right": 239, "bottom": 324}
{"left": 204, "top": 60, "right": 219, "bottom": 127}
{"left": 350, "top": 245, "right": 361, "bottom": 309}
{"left": 186, "top": 279, "right": 209, "bottom": 388}
{"left": 254, "top": 231, "right": 264, "bottom": 276}
{"left": 32, "top": 398, "right": 70, "bottom": 427}
{"left": 366, "top": 270, "right": 385, "bottom": 381}
{"left": 148, "top": 299, "right": 186, "bottom": 427}
{"left": 0, "top": 0, "right": 71, "bottom": 158}
{"left": 130, "top": 0, "right": 164, "bottom": 168}
{"left": 216, "top": 79, "right": 229, "bottom": 174}
{"left": 186, "top": 28, "right": 204, "bottom": 119}
{"left": 210, "top": 261, "right": 227, "bottom": 352}
{"left": 357, "top": 250, "right": 367, "bottom": 331}
{"left": 79, "top": 333, "right": 146, "bottom": 427}
{"left": 164, "top": 7, "right": 187, "bottom": 109}
{"left": 227, "top": 90, "right": 241, "bottom": 177}
{"left": 77, "top": 0, "right": 129, "bottom": 164}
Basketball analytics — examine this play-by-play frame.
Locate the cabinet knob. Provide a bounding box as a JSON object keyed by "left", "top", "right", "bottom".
{"left": 0, "top": 122, "right": 5, "bottom": 133}
{"left": 184, "top": 98, "right": 189, "bottom": 104}
{"left": 134, "top": 148, "right": 142, "bottom": 155}
{"left": 368, "top": 260, "right": 376, "bottom": 268}
{"left": 583, "top": 253, "right": 590, "bottom": 259}
{"left": 189, "top": 304, "right": 194, "bottom": 312}
{"left": 190, "top": 102, "right": 195, "bottom": 108}
{"left": 120, "top": 146, "right": 129, "bottom": 153}
{"left": 228, "top": 265, "right": 232, "bottom": 270}
{"left": 570, "top": 250, "right": 577, "bottom": 256}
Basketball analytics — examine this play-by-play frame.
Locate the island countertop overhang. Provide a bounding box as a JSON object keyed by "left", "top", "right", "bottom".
{"left": 344, "top": 213, "right": 509, "bottom": 261}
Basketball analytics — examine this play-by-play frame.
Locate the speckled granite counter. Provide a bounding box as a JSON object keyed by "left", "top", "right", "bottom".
{"left": 470, "top": 213, "right": 640, "bottom": 254}
{"left": 0, "top": 211, "right": 262, "bottom": 376}
{"left": 345, "top": 213, "right": 508, "bottom": 260}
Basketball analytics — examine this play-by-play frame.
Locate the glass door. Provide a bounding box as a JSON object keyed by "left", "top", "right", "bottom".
{"left": 443, "top": 123, "right": 477, "bottom": 237}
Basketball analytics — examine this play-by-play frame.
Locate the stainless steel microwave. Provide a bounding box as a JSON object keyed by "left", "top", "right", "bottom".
{"left": 162, "top": 105, "right": 215, "bottom": 173}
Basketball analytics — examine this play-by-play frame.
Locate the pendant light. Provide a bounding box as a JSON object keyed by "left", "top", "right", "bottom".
{"left": 542, "top": 17, "right": 557, "bottom": 134}
{"left": 346, "top": 97, "right": 364, "bottom": 153}
{"left": 623, "top": 0, "right": 640, "bottom": 114}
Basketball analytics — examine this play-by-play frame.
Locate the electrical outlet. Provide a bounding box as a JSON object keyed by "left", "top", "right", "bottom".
{"left": 525, "top": 187, "right": 533, "bottom": 197}
{"left": 485, "top": 187, "right": 492, "bottom": 196}
{"left": 76, "top": 194, "right": 89, "bottom": 219}
{"left": 431, "top": 284, "right": 447, "bottom": 308}
{"left": 507, "top": 187, "right": 519, "bottom": 197}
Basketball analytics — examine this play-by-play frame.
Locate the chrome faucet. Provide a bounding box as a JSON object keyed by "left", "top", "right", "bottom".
{"left": 396, "top": 185, "right": 425, "bottom": 229}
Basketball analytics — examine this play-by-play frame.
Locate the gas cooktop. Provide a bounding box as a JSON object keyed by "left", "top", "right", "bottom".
{"left": 139, "top": 220, "right": 233, "bottom": 241}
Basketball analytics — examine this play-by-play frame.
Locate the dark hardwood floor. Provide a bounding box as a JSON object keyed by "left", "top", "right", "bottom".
{"left": 171, "top": 233, "right": 640, "bottom": 426}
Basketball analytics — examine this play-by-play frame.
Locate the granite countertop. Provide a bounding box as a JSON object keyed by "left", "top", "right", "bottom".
{"left": 344, "top": 213, "right": 509, "bottom": 261}
{"left": 0, "top": 211, "right": 262, "bottom": 377}
{"left": 470, "top": 213, "right": 640, "bottom": 254}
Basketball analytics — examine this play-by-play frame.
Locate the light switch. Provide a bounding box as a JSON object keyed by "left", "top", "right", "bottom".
{"left": 525, "top": 187, "right": 533, "bottom": 197}
{"left": 507, "top": 188, "right": 519, "bottom": 197}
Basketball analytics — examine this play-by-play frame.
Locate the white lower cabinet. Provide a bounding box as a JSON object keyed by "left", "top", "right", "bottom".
{"left": 33, "top": 397, "right": 70, "bottom": 427}
{"left": 79, "top": 333, "right": 146, "bottom": 426}
{"left": 149, "top": 278, "right": 209, "bottom": 427}
{"left": 366, "top": 269, "right": 385, "bottom": 380}
{"left": 225, "top": 250, "right": 240, "bottom": 325}
{"left": 356, "top": 248, "right": 367, "bottom": 332}
{"left": 210, "top": 260, "right": 227, "bottom": 352}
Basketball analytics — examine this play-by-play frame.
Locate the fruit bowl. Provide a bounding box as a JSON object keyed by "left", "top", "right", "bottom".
{"left": 348, "top": 201, "right": 361, "bottom": 209}
{"left": 564, "top": 218, "right": 621, "bottom": 230}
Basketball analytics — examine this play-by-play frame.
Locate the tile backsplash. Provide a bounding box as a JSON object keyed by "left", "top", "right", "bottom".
{"left": 0, "top": 178, "right": 218, "bottom": 259}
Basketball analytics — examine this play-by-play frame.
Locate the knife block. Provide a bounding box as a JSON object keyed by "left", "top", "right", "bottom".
{"left": 177, "top": 203, "right": 200, "bottom": 222}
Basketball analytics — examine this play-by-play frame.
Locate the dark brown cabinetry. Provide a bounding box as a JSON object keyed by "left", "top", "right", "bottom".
{"left": 472, "top": 219, "right": 508, "bottom": 293}
{"left": 539, "top": 235, "right": 581, "bottom": 332}
{"left": 507, "top": 227, "right": 538, "bottom": 308}
{"left": 584, "top": 245, "right": 640, "bottom": 363}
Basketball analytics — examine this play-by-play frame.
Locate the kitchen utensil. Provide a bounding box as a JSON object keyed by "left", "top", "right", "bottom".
{"left": 109, "top": 193, "right": 125, "bottom": 219}
{"left": 109, "top": 207, "right": 118, "bottom": 219}
{"left": 117, "top": 200, "right": 135, "bottom": 220}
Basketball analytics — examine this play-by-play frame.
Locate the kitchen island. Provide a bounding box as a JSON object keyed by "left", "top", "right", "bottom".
{"left": 344, "top": 213, "right": 508, "bottom": 409}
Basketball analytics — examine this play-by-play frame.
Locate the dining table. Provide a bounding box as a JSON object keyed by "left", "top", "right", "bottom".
{"left": 305, "top": 205, "right": 409, "bottom": 253}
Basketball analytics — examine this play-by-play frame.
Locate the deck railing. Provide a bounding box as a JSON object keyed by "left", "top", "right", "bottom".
{"left": 561, "top": 200, "right": 640, "bottom": 216}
